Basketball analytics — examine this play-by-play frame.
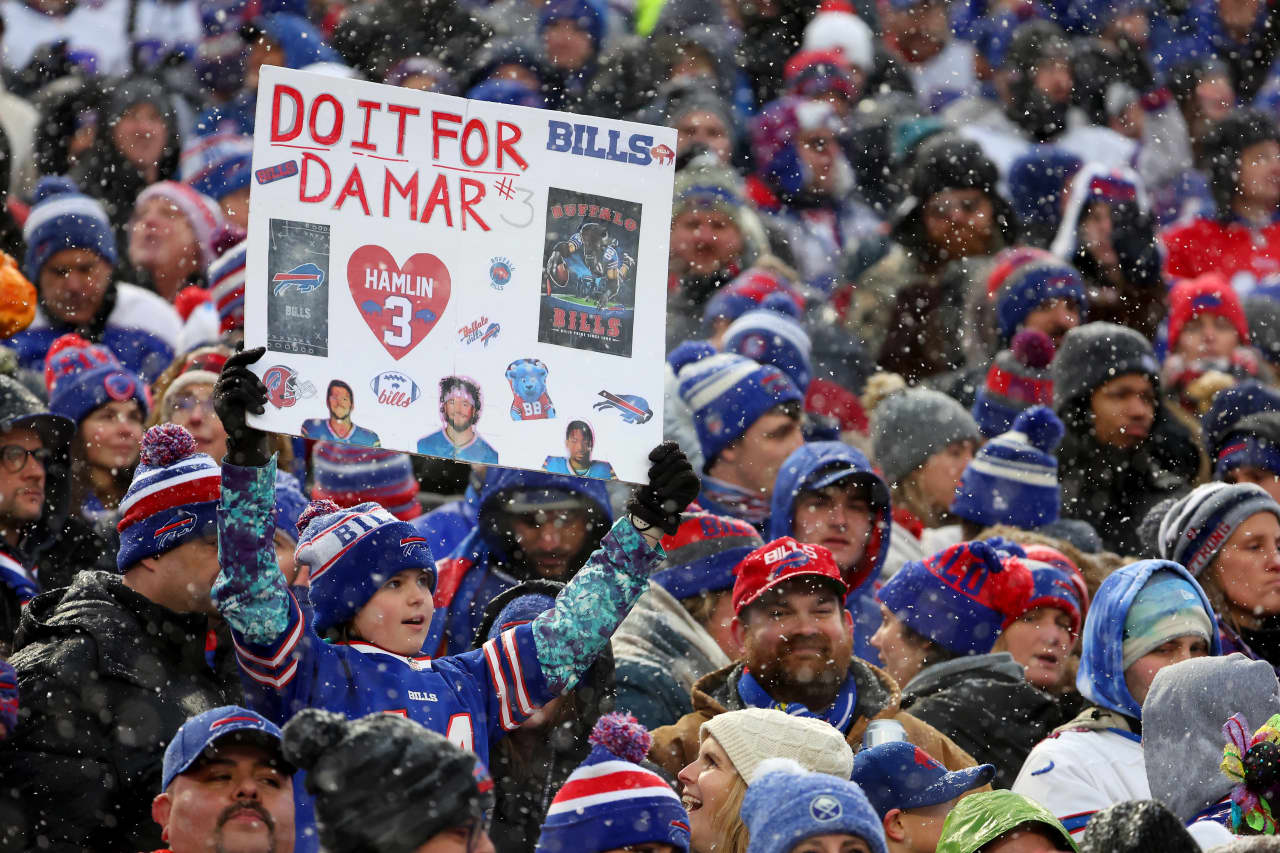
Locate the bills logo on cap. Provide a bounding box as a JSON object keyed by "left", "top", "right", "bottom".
{"left": 262, "top": 365, "right": 317, "bottom": 409}
{"left": 211, "top": 713, "right": 270, "bottom": 731}
{"left": 739, "top": 333, "right": 768, "bottom": 360}
{"left": 272, "top": 263, "right": 326, "bottom": 296}
{"left": 810, "top": 794, "right": 842, "bottom": 821}
{"left": 103, "top": 372, "right": 137, "bottom": 401}
{"left": 400, "top": 536, "right": 429, "bottom": 559}
{"left": 764, "top": 541, "right": 820, "bottom": 579}
{"left": 154, "top": 509, "right": 197, "bottom": 548}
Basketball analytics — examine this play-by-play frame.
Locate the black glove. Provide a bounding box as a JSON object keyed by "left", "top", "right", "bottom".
{"left": 626, "top": 442, "right": 701, "bottom": 537}
{"left": 213, "top": 346, "right": 272, "bottom": 467}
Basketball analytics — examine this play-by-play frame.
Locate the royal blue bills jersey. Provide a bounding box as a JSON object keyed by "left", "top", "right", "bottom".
{"left": 228, "top": 588, "right": 553, "bottom": 767}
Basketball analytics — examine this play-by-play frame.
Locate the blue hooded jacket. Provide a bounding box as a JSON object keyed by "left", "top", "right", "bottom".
{"left": 427, "top": 468, "right": 613, "bottom": 655}
{"left": 1077, "top": 559, "right": 1221, "bottom": 720}
{"left": 768, "top": 442, "right": 891, "bottom": 665}
{"left": 411, "top": 483, "right": 481, "bottom": 562}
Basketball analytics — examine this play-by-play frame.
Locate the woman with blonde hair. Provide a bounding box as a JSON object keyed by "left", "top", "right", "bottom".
{"left": 677, "top": 707, "right": 855, "bottom": 853}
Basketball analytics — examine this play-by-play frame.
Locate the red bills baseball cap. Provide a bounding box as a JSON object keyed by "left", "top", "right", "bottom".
{"left": 732, "top": 536, "right": 848, "bottom": 615}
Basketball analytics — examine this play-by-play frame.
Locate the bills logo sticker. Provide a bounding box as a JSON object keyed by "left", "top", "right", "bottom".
{"left": 651, "top": 143, "right": 675, "bottom": 166}
{"left": 370, "top": 371, "right": 421, "bottom": 408}
{"left": 489, "top": 257, "right": 513, "bottom": 291}
{"left": 593, "top": 390, "right": 652, "bottom": 424}
{"left": 459, "top": 318, "right": 503, "bottom": 348}
{"left": 255, "top": 160, "right": 299, "bottom": 184}
{"left": 267, "top": 219, "right": 330, "bottom": 357}
{"left": 262, "top": 365, "right": 317, "bottom": 409}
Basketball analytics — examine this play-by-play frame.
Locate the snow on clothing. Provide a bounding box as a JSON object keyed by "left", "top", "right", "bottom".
{"left": 611, "top": 581, "right": 732, "bottom": 729}
{"left": 7, "top": 283, "right": 181, "bottom": 385}
{"left": 0, "top": 570, "right": 242, "bottom": 852}
{"left": 900, "top": 652, "right": 1070, "bottom": 789}
{"left": 1012, "top": 560, "right": 1221, "bottom": 838}
{"left": 647, "top": 658, "right": 980, "bottom": 779}
{"left": 211, "top": 457, "right": 657, "bottom": 770}
{"left": 429, "top": 467, "right": 613, "bottom": 656}
{"left": 767, "top": 441, "right": 890, "bottom": 665}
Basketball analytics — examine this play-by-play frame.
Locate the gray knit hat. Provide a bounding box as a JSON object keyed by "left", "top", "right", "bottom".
{"left": 1144, "top": 654, "right": 1280, "bottom": 823}
{"left": 870, "top": 388, "right": 981, "bottom": 486}
{"left": 700, "top": 708, "right": 854, "bottom": 783}
{"left": 1051, "top": 321, "right": 1160, "bottom": 413}
{"left": 1155, "top": 482, "right": 1280, "bottom": 577}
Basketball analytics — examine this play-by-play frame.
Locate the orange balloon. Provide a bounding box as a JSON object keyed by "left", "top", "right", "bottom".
{"left": 0, "top": 252, "right": 37, "bottom": 340}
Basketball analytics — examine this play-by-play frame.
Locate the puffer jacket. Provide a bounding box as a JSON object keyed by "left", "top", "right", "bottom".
{"left": 648, "top": 658, "right": 979, "bottom": 777}
{"left": 0, "top": 571, "right": 241, "bottom": 853}
{"left": 901, "top": 652, "right": 1071, "bottom": 788}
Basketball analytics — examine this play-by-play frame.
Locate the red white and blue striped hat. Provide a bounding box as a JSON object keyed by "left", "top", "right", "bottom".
{"left": 116, "top": 424, "right": 221, "bottom": 571}
{"left": 208, "top": 238, "right": 246, "bottom": 334}
{"left": 535, "top": 712, "right": 690, "bottom": 853}
{"left": 294, "top": 499, "right": 435, "bottom": 633}
{"left": 311, "top": 441, "right": 422, "bottom": 520}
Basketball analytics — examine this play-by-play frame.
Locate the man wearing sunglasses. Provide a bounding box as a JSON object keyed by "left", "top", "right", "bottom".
{"left": 0, "top": 421, "right": 241, "bottom": 852}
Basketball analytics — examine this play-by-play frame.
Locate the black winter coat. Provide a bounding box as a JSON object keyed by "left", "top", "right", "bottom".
{"left": 0, "top": 571, "right": 241, "bottom": 853}
{"left": 900, "top": 653, "right": 1071, "bottom": 788}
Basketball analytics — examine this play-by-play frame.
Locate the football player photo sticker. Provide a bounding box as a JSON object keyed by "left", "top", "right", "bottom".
{"left": 416, "top": 376, "right": 499, "bottom": 464}
{"left": 506, "top": 358, "right": 555, "bottom": 421}
{"left": 542, "top": 419, "right": 616, "bottom": 479}
{"left": 301, "top": 378, "right": 382, "bottom": 446}
{"left": 347, "top": 245, "right": 451, "bottom": 361}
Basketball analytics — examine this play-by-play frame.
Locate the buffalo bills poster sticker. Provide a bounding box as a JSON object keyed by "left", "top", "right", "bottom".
{"left": 266, "top": 218, "right": 330, "bottom": 356}
{"left": 242, "top": 66, "right": 675, "bottom": 481}
{"left": 539, "top": 189, "right": 641, "bottom": 357}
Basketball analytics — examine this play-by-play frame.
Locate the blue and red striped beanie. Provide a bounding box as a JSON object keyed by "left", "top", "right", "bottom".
{"left": 653, "top": 511, "right": 764, "bottom": 600}
{"left": 311, "top": 441, "right": 422, "bottom": 520}
{"left": 294, "top": 500, "right": 435, "bottom": 633}
{"left": 117, "top": 424, "right": 221, "bottom": 571}
{"left": 535, "top": 712, "right": 690, "bottom": 853}
{"left": 44, "top": 333, "right": 150, "bottom": 426}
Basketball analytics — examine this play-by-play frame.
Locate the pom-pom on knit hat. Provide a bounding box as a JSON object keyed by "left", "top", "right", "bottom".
{"left": 951, "top": 405, "right": 1064, "bottom": 529}
{"left": 972, "top": 329, "right": 1056, "bottom": 438}
{"left": 741, "top": 757, "right": 889, "bottom": 853}
{"left": 535, "top": 712, "right": 690, "bottom": 853}
{"left": 701, "top": 707, "right": 855, "bottom": 784}
{"left": 22, "top": 176, "right": 117, "bottom": 281}
{"left": 878, "top": 538, "right": 1035, "bottom": 655}
{"left": 116, "top": 424, "right": 221, "bottom": 571}
{"left": 1222, "top": 712, "right": 1280, "bottom": 835}
{"left": 294, "top": 499, "right": 434, "bottom": 633}
{"left": 44, "top": 333, "right": 149, "bottom": 425}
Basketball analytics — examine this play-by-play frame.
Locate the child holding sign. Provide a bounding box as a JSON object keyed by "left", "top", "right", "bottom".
{"left": 208, "top": 347, "right": 699, "bottom": 766}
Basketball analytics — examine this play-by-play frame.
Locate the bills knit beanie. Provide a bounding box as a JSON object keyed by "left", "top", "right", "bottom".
{"left": 701, "top": 708, "right": 854, "bottom": 784}
{"left": 878, "top": 538, "right": 1035, "bottom": 655}
{"left": 676, "top": 352, "right": 803, "bottom": 470}
{"left": 988, "top": 252, "right": 1087, "bottom": 346}
{"left": 1203, "top": 381, "right": 1280, "bottom": 463}
{"left": 43, "top": 333, "right": 149, "bottom": 425}
{"left": 722, "top": 306, "right": 813, "bottom": 392}
{"left": 116, "top": 424, "right": 221, "bottom": 571}
{"left": 951, "top": 406, "right": 1063, "bottom": 529}
{"left": 1155, "top": 482, "right": 1280, "bottom": 577}
{"left": 1052, "top": 321, "right": 1160, "bottom": 412}
{"left": 180, "top": 133, "right": 253, "bottom": 202}
{"left": 536, "top": 713, "right": 690, "bottom": 853}
{"left": 1167, "top": 273, "right": 1250, "bottom": 355}
{"left": 22, "top": 176, "right": 117, "bottom": 281}
{"left": 972, "top": 329, "right": 1056, "bottom": 438}
{"left": 294, "top": 499, "right": 434, "bottom": 633}
{"left": 870, "top": 387, "right": 981, "bottom": 487}
{"left": 701, "top": 266, "right": 803, "bottom": 334}
{"left": 208, "top": 238, "right": 246, "bottom": 334}
{"left": 134, "top": 181, "right": 224, "bottom": 268}
{"left": 311, "top": 442, "right": 421, "bottom": 521}
{"left": 741, "top": 758, "right": 888, "bottom": 853}
{"left": 652, "top": 511, "right": 764, "bottom": 599}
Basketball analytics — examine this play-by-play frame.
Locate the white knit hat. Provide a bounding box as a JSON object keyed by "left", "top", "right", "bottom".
{"left": 701, "top": 708, "right": 854, "bottom": 783}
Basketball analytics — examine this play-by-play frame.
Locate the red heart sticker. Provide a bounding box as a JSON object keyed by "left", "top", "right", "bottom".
{"left": 347, "top": 245, "right": 451, "bottom": 360}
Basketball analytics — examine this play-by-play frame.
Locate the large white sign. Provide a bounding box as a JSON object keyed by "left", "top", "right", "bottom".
{"left": 244, "top": 66, "right": 675, "bottom": 482}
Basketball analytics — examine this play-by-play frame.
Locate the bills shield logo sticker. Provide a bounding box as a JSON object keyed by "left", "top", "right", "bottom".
{"left": 267, "top": 219, "right": 330, "bottom": 356}
{"left": 347, "top": 245, "right": 451, "bottom": 360}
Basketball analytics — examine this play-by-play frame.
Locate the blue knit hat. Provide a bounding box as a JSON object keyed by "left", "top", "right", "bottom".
{"left": 273, "top": 471, "right": 309, "bottom": 545}
{"left": 180, "top": 133, "right": 253, "bottom": 201}
{"left": 877, "top": 538, "right": 1035, "bottom": 656}
{"left": 294, "top": 500, "right": 435, "bottom": 633}
{"left": 22, "top": 176, "right": 118, "bottom": 281}
{"left": 43, "top": 333, "right": 149, "bottom": 426}
{"left": 117, "top": 425, "right": 221, "bottom": 571}
{"left": 1008, "top": 146, "right": 1081, "bottom": 235}
{"left": 676, "top": 352, "right": 804, "bottom": 470}
{"left": 851, "top": 741, "right": 995, "bottom": 819}
{"left": 652, "top": 511, "right": 764, "bottom": 599}
{"left": 951, "top": 406, "right": 1064, "bottom": 530}
{"left": 536, "top": 713, "right": 690, "bottom": 853}
{"left": 485, "top": 589, "right": 556, "bottom": 643}
{"left": 722, "top": 306, "right": 813, "bottom": 392}
{"left": 989, "top": 257, "right": 1087, "bottom": 345}
{"left": 311, "top": 442, "right": 422, "bottom": 521}
{"left": 741, "top": 758, "right": 888, "bottom": 853}
{"left": 538, "top": 0, "right": 606, "bottom": 48}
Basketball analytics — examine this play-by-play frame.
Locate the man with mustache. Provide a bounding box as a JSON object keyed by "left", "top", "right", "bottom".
{"left": 151, "top": 706, "right": 295, "bottom": 853}
{"left": 649, "top": 537, "right": 979, "bottom": 777}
